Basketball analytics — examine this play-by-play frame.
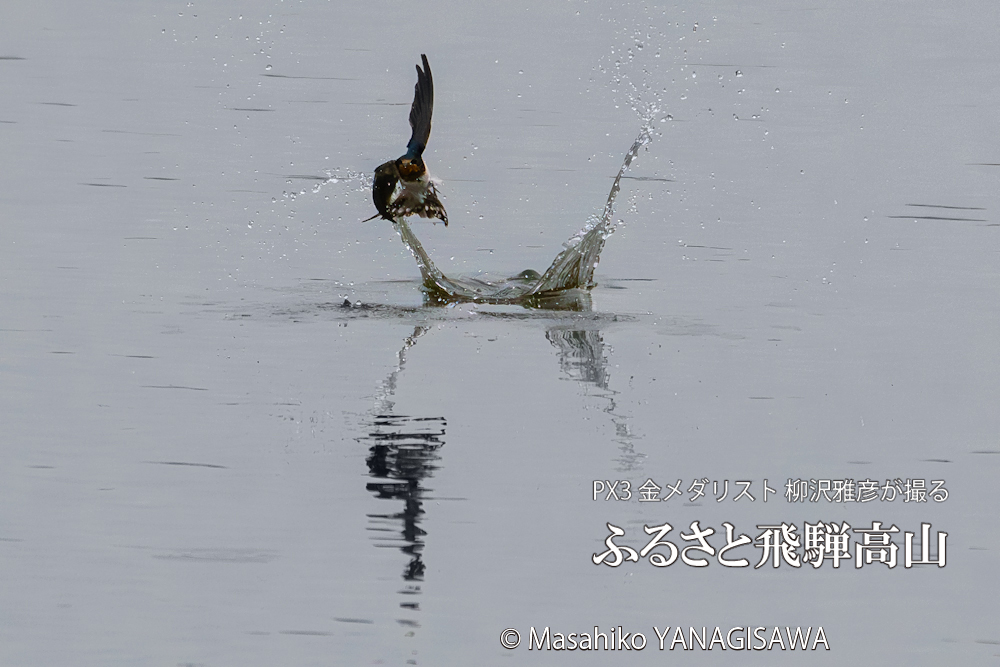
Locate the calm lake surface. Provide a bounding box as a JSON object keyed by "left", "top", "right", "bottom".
{"left": 2, "top": 1, "right": 998, "bottom": 665}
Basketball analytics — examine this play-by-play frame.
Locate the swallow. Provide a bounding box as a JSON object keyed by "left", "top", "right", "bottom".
{"left": 365, "top": 54, "right": 449, "bottom": 226}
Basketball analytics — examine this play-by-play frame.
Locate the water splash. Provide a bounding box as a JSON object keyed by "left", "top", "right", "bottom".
{"left": 281, "top": 168, "right": 371, "bottom": 202}
{"left": 391, "top": 21, "right": 673, "bottom": 308}
{"left": 391, "top": 122, "right": 655, "bottom": 307}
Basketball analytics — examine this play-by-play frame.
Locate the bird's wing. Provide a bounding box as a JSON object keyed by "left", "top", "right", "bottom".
{"left": 405, "top": 54, "right": 433, "bottom": 158}
{"left": 370, "top": 160, "right": 399, "bottom": 220}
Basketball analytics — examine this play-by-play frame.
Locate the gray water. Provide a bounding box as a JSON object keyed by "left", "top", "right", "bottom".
{"left": 2, "top": 1, "right": 999, "bottom": 666}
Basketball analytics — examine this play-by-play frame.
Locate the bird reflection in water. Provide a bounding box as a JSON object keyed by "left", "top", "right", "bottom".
{"left": 358, "top": 326, "right": 437, "bottom": 622}
{"left": 363, "top": 413, "right": 444, "bottom": 592}
{"left": 357, "top": 313, "right": 643, "bottom": 636}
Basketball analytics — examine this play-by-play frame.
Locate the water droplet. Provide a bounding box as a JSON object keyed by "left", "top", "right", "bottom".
{"left": 735, "top": 70, "right": 743, "bottom": 77}
{"left": 265, "top": 64, "right": 272, "bottom": 71}
{"left": 774, "top": 87, "right": 780, "bottom": 93}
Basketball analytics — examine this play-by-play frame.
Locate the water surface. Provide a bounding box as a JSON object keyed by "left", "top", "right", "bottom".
{"left": 1, "top": 1, "right": 998, "bottom": 665}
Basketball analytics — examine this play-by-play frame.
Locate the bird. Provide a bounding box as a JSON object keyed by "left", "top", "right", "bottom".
{"left": 365, "top": 54, "right": 449, "bottom": 226}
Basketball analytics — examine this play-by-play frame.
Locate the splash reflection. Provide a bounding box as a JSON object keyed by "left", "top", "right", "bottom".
{"left": 546, "top": 326, "right": 644, "bottom": 470}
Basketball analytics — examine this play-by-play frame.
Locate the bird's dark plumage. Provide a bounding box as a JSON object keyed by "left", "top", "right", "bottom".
{"left": 406, "top": 54, "right": 433, "bottom": 160}
{"left": 366, "top": 54, "right": 449, "bottom": 226}
{"left": 369, "top": 160, "right": 399, "bottom": 221}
